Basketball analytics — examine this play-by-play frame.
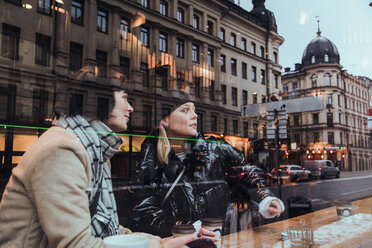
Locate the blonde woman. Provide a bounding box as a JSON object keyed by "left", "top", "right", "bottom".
{"left": 131, "top": 101, "right": 284, "bottom": 237}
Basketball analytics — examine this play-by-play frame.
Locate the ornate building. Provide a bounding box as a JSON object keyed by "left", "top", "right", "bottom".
{"left": 282, "top": 28, "right": 372, "bottom": 171}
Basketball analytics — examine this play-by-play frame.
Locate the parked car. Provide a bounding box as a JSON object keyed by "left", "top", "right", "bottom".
{"left": 272, "top": 165, "right": 311, "bottom": 182}
{"left": 225, "top": 165, "right": 274, "bottom": 186}
{"left": 303, "top": 160, "right": 340, "bottom": 179}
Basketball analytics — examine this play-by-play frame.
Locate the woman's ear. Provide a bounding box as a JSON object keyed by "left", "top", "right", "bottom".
{"left": 160, "top": 119, "right": 169, "bottom": 128}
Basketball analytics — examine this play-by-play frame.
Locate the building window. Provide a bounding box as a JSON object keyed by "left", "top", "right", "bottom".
{"left": 293, "top": 115, "right": 300, "bottom": 126}
{"left": 194, "top": 77, "right": 200, "bottom": 98}
{"left": 97, "top": 97, "right": 109, "bottom": 121}
{"left": 242, "top": 90, "right": 247, "bottom": 105}
{"left": 313, "top": 132, "right": 320, "bottom": 143}
{"left": 311, "top": 74, "right": 317, "bottom": 87}
{"left": 220, "top": 54, "right": 226, "bottom": 72}
{"left": 324, "top": 54, "right": 329, "bottom": 62}
{"left": 140, "top": 26, "right": 149, "bottom": 47}
{"left": 313, "top": 113, "right": 319, "bottom": 124}
{"left": 338, "top": 94, "right": 341, "bottom": 106}
{"left": 207, "top": 49, "right": 214, "bottom": 67}
{"left": 120, "top": 56, "right": 130, "bottom": 81}
{"left": 292, "top": 82, "right": 298, "bottom": 90}
{"left": 69, "top": 42, "right": 83, "bottom": 71}
{"left": 327, "top": 113, "right": 333, "bottom": 127}
{"left": 224, "top": 118, "right": 228, "bottom": 134}
{"left": 252, "top": 93, "right": 257, "bottom": 104}
{"left": 260, "top": 69, "right": 265, "bottom": 85}
{"left": 232, "top": 87, "right": 237, "bottom": 106}
{"left": 141, "top": 62, "right": 149, "bottom": 87}
{"left": 32, "top": 89, "right": 49, "bottom": 123}
{"left": 233, "top": 120, "right": 238, "bottom": 135}
{"left": 231, "top": 58, "right": 237, "bottom": 76}
{"left": 274, "top": 74, "right": 278, "bottom": 88}
{"left": 193, "top": 15, "right": 199, "bottom": 29}
{"left": 222, "top": 84, "right": 226, "bottom": 104}
{"left": 253, "top": 123, "right": 258, "bottom": 139}
{"left": 176, "top": 38, "right": 184, "bottom": 58}
{"left": 159, "top": 32, "right": 167, "bottom": 52}
{"left": 241, "top": 38, "right": 246, "bottom": 51}
{"left": 328, "top": 132, "right": 334, "bottom": 144}
{"left": 326, "top": 94, "right": 332, "bottom": 108}
{"left": 242, "top": 62, "right": 247, "bottom": 79}
{"left": 311, "top": 55, "right": 315, "bottom": 64}
{"left": 120, "top": 18, "right": 130, "bottom": 40}
{"left": 260, "top": 46, "right": 264, "bottom": 58}
{"left": 339, "top": 113, "right": 342, "bottom": 124}
{"left": 273, "top": 52, "right": 278, "bottom": 63}
{"left": 177, "top": 71, "right": 185, "bottom": 90}
{"left": 340, "top": 132, "right": 343, "bottom": 145}
{"left": 37, "top": 0, "right": 51, "bottom": 15}
{"left": 69, "top": 93, "right": 84, "bottom": 116}
{"left": 1, "top": 23, "right": 20, "bottom": 60}
{"left": 141, "top": 0, "right": 149, "bottom": 8}
{"left": 325, "top": 73, "right": 331, "bottom": 86}
{"left": 71, "top": 0, "right": 84, "bottom": 25}
{"left": 243, "top": 122, "right": 248, "bottom": 138}
{"left": 283, "top": 84, "right": 288, "bottom": 92}
{"left": 211, "top": 115, "right": 217, "bottom": 132}
{"left": 207, "top": 21, "right": 214, "bottom": 35}
{"left": 220, "top": 28, "right": 225, "bottom": 41}
{"left": 35, "top": 33, "right": 51, "bottom": 66}
{"left": 143, "top": 104, "right": 152, "bottom": 130}
{"left": 97, "top": 8, "right": 108, "bottom": 33}
{"left": 159, "top": 0, "right": 168, "bottom": 16}
{"left": 261, "top": 95, "right": 266, "bottom": 103}
{"left": 96, "top": 49, "right": 107, "bottom": 77}
{"left": 210, "top": 80, "right": 215, "bottom": 100}
{"left": 177, "top": 8, "right": 184, "bottom": 23}
{"left": 251, "top": 66, "right": 257, "bottom": 82}
{"left": 251, "top": 42, "right": 256, "bottom": 54}
{"left": 192, "top": 44, "right": 199, "bottom": 63}
{"left": 230, "top": 33, "right": 236, "bottom": 46}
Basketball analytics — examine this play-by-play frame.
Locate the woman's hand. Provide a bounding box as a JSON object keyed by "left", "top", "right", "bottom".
{"left": 268, "top": 199, "right": 282, "bottom": 217}
{"left": 161, "top": 228, "right": 219, "bottom": 248}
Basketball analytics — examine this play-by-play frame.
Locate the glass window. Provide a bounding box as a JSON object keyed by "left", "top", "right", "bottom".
{"left": 311, "top": 55, "right": 315, "bottom": 63}
{"left": 292, "top": 82, "right": 298, "bottom": 90}
{"left": 97, "top": 97, "right": 109, "bottom": 121}
{"left": 261, "top": 69, "right": 265, "bottom": 85}
{"left": 243, "top": 122, "right": 248, "bottom": 138}
{"left": 69, "top": 93, "right": 84, "bottom": 116}
{"left": 141, "top": 62, "right": 149, "bottom": 87}
{"left": 220, "top": 28, "right": 225, "bottom": 41}
{"left": 35, "top": 33, "right": 51, "bottom": 66}
{"left": 177, "top": 8, "right": 184, "bottom": 23}
{"left": 120, "top": 18, "right": 130, "bottom": 40}
{"left": 220, "top": 54, "right": 226, "bottom": 72}
{"left": 324, "top": 54, "right": 329, "bottom": 62}
{"left": 192, "top": 44, "right": 199, "bottom": 63}
{"left": 159, "top": 32, "right": 167, "bottom": 52}
{"left": 242, "top": 90, "right": 247, "bottom": 105}
{"left": 327, "top": 113, "right": 333, "bottom": 127}
{"left": 241, "top": 38, "right": 246, "bottom": 51}
{"left": 96, "top": 49, "right": 107, "bottom": 77}
{"left": 222, "top": 84, "right": 226, "bottom": 104}
{"left": 141, "top": 0, "right": 149, "bottom": 8}
{"left": 251, "top": 66, "right": 257, "bottom": 82}
{"left": 293, "top": 115, "right": 300, "bottom": 126}
{"left": 313, "top": 113, "right": 319, "bottom": 124}
{"left": 207, "top": 21, "right": 213, "bottom": 35}
{"left": 273, "top": 52, "right": 278, "bottom": 63}
{"left": 253, "top": 123, "right": 258, "bottom": 139}
{"left": 231, "top": 58, "right": 236, "bottom": 76}
{"left": 1, "top": 23, "right": 20, "bottom": 60}
{"left": 260, "top": 46, "right": 264, "bottom": 58}
{"left": 69, "top": 42, "right": 83, "bottom": 71}
{"left": 230, "top": 33, "right": 236, "bottom": 46}
{"left": 37, "top": 0, "right": 51, "bottom": 15}
{"left": 326, "top": 94, "right": 332, "bottom": 107}
{"left": 208, "top": 49, "right": 214, "bottom": 67}
{"left": 283, "top": 84, "right": 288, "bottom": 92}
{"left": 274, "top": 74, "right": 278, "bottom": 88}
{"left": 194, "top": 76, "right": 200, "bottom": 97}
{"left": 71, "top": 0, "right": 84, "bottom": 25}
{"left": 193, "top": 15, "right": 199, "bottom": 29}
{"left": 97, "top": 8, "right": 108, "bottom": 33}
{"left": 328, "top": 132, "right": 334, "bottom": 144}
{"left": 311, "top": 74, "right": 317, "bottom": 87}
{"left": 209, "top": 80, "right": 215, "bottom": 100}
{"left": 224, "top": 118, "right": 228, "bottom": 134}
{"left": 252, "top": 93, "right": 257, "bottom": 104}
{"left": 233, "top": 120, "right": 238, "bottom": 135}
{"left": 120, "top": 56, "right": 130, "bottom": 81}
{"left": 313, "top": 132, "right": 320, "bottom": 143}
{"left": 159, "top": 1, "right": 168, "bottom": 16}
{"left": 232, "top": 87, "right": 237, "bottom": 106}
{"left": 140, "top": 26, "right": 149, "bottom": 47}
{"left": 325, "top": 73, "right": 331, "bottom": 86}
{"left": 211, "top": 115, "right": 217, "bottom": 132}
{"left": 176, "top": 38, "right": 184, "bottom": 58}
{"left": 242, "top": 62, "right": 247, "bottom": 79}
{"left": 251, "top": 42, "right": 256, "bottom": 54}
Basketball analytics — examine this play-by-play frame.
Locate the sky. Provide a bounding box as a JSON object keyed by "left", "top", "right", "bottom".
{"left": 240, "top": 0, "right": 372, "bottom": 79}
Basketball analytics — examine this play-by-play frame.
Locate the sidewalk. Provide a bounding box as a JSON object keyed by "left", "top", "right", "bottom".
{"left": 340, "top": 170, "right": 372, "bottom": 178}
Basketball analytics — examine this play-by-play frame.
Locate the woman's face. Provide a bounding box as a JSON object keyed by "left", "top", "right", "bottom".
{"left": 165, "top": 102, "right": 198, "bottom": 138}
{"left": 106, "top": 90, "right": 133, "bottom": 132}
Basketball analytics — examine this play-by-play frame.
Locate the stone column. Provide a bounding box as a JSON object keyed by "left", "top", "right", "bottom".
{"left": 55, "top": 1, "right": 70, "bottom": 75}
{"left": 109, "top": 8, "right": 120, "bottom": 85}
{"left": 84, "top": 0, "right": 98, "bottom": 81}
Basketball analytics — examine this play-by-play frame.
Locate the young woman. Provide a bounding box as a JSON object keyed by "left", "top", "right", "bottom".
{"left": 0, "top": 90, "right": 216, "bottom": 248}
{"left": 131, "top": 101, "right": 284, "bottom": 237}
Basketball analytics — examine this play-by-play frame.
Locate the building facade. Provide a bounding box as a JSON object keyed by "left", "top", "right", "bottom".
{"left": 281, "top": 29, "right": 372, "bottom": 171}
{"left": 0, "top": 0, "right": 283, "bottom": 182}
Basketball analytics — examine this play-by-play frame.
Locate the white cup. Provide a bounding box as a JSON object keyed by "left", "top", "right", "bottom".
{"left": 103, "top": 234, "right": 148, "bottom": 248}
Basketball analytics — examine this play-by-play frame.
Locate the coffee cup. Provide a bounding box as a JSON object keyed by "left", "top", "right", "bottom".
{"left": 103, "top": 234, "right": 148, "bottom": 248}
{"left": 202, "top": 218, "right": 223, "bottom": 248}
{"left": 172, "top": 224, "right": 196, "bottom": 238}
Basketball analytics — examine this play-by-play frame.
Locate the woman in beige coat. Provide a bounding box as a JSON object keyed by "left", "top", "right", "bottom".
{"left": 0, "top": 88, "right": 216, "bottom": 248}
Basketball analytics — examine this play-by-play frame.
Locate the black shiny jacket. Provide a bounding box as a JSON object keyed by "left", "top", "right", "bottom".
{"left": 129, "top": 131, "right": 272, "bottom": 237}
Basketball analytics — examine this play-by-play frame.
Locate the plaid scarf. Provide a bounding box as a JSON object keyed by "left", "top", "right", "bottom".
{"left": 55, "top": 115, "right": 122, "bottom": 238}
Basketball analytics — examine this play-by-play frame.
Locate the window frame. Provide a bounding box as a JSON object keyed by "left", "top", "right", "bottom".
{"left": 71, "top": 0, "right": 84, "bottom": 25}
{"left": 97, "top": 8, "right": 108, "bottom": 33}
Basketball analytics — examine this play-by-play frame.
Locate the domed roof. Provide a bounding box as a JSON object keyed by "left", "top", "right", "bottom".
{"left": 250, "top": 0, "right": 277, "bottom": 32}
{"left": 302, "top": 31, "right": 340, "bottom": 66}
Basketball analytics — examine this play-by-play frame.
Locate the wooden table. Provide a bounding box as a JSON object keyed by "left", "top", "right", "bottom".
{"left": 221, "top": 197, "right": 372, "bottom": 247}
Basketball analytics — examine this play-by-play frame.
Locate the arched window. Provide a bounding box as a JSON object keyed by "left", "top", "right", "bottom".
{"left": 324, "top": 54, "right": 329, "bottom": 62}
{"left": 325, "top": 73, "right": 331, "bottom": 86}
{"left": 311, "top": 74, "right": 317, "bottom": 87}
{"left": 311, "top": 55, "right": 315, "bottom": 64}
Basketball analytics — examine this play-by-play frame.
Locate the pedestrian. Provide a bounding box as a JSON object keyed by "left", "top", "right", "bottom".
{"left": 130, "top": 100, "right": 284, "bottom": 237}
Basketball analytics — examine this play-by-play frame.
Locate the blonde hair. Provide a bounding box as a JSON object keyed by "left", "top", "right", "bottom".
{"left": 157, "top": 122, "right": 171, "bottom": 164}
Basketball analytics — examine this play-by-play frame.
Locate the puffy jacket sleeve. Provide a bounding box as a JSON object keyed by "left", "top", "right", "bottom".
{"left": 134, "top": 137, "right": 158, "bottom": 184}
{"left": 25, "top": 140, "right": 104, "bottom": 248}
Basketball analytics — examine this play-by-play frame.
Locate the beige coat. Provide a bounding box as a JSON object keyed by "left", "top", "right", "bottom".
{"left": 0, "top": 127, "right": 160, "bottom": 248}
